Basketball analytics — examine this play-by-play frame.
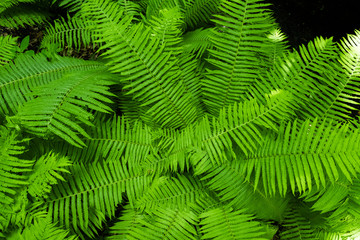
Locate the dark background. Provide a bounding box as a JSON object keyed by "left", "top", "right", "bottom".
{"left": 269, "top": 0, "right": 360, "bottom": 47}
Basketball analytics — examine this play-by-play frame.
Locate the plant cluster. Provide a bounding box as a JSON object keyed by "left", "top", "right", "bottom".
{"left": 1, "top": 0, "right": 360, "bottom": 239}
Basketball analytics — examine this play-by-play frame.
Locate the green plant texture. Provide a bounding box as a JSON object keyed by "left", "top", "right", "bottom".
{"left": 1, "top": 0, "right": 360, "bottom": 239}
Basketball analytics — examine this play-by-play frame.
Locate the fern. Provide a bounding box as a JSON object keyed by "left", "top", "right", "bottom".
{"left": 1, "top": 0, "right": 360, "bottom": 239}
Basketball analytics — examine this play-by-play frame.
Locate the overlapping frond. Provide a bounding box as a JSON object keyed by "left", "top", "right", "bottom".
{"left": 15, "top": 216, "right": 77, "bottom": 240}
{"left": 136, "top": 174, "right": 213, "bottom": 212}
{"left": 44, "top": 161, "right": 152, "bottom": 237}
{"left": 0, "top": 35, "right": 18, "bottom": 66}
{"left": 242, "top": 119, "right": 360, "bottom": 196}
{"left": 199, "top": 206, "right": 267, "bottom": 240}
{"left": 202, "top": 0, "right": 274, "bottom": 115}
{"left": 14, "top": 68, "right": 115, "bottom": 147}
{"left": 181, "top": 27, "right": 213, "bottom": 59}
{"left": 182, "top": 0, "right": 220, "bottom": 30}
{"left": 201, "top": 160, "right": 289, "bottom": 221}
{"left": 198, "top": 90, "right": 292, "bottom": 163}
{"left": 0, "top": 53, "right": 107, "bottom": 115}
{"left": 0, "top": 5, "right": 50, "bottom": 29}
{"left": 82, "top": 0, "right": 199, "bottom": 129}
{"left": 279, "top": 208, "right": 316, "bottom": 239}
{"left": 41, "top": 16, "right": 96, "bottom": 51}
{"left": 54, "top": 115, "right": 152, "bottom": 165}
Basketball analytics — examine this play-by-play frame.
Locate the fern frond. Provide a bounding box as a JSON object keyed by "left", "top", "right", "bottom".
{"left": 181, "top": 27, "right": 213, "bottom": 59}
{"left": 14, "top": 68, "right": 115, "bottom": 147}
{"left": 27, "top": 152, "right": 71, "bottom": 199}
{"left": 16, "top": 216, "right": 77, "bottom": 240}
{"left": 0, "top": 53, "right": 107, "bottom": 115}
{"left": 199, "top": 206, "right": 267, "bottom": 240}
{"left": 201, "top": 159, "right": 289, "bottom": 221}
{"left": 0, "top": 127, "right": 33, "bottom": 206}
{"left": 52, "top": 0, "right": 84, "bottom": 12}
{"left": 182, "top": 0, "right": 220, "bottom": 30}
{"left": 0, "top": 5, "right": 50, "bottom": 29}
{"left": 202, "top": 0, "right": 274, "bottom": 115}
{"left": 117, "top": 0, "right": 142, "bottom": 20}
{"left": 242, "top": 119, "right": 360, "bottom": 196}
{"left": 279, "top": 208, "right": 316, "bottom": 239}
{"left": 136, "top": 174, "right": 213, "bottom": 212}
{"left": 0, "top": 35, "right": 18, "bottom": 66}
{"left": 198, "top": 90, "right": 292, "bottom": 164}
{"left": 54, "top": 115, "right": 152, "bottom": 165}
{"left": 44, "top": 161, "right": 152, "bottom": 237}
{"left": 41, "top": 16, "right": 96, "bottom": 51}
{"left": 83, "top": 0, "right": 198, "bottom": 128}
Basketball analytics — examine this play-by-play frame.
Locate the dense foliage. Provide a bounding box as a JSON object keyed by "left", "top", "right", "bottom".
{"left": 1, "top": 0, "right": 360, "bottom": 239}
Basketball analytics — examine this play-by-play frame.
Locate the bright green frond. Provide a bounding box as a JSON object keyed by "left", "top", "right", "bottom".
{"left": 44, "top": 161, "right": 152, "bottom": 237}
{"left": 53, "top": 0, "right": 84, "bottom": 12}
{"left": 41, "top": 16, "right": 96, "bottom": 51}
{"left": 199, "top": 206, "right": 268, "bottom": 240}
{"left": 201, "top": 160, "right": 289, "bottom": 221}
{"left": 243, "top": 119, "right": 360, "bottom": 196}
{"left": 14, "top": 68, "right": 115, "bottom": 147}
{"left": 108, "top": 205, "right": 199, "bottom": 240}
{"left": 0, "top": 35, "right": 18, "bottom": 66}
{"left": 202, "top": 0, "right": 274, "bottom": 115}
{"left": 0, "top": 53, "right": 107, "bottom": 115}
{"left": 83, "top": 0, "right": 198, "bottom": 128}
{"left": 117, "top": 0, "right": 143, "bottom": 20}
{"left": 136, "top": 174, "right": 213, "bottom": 212}
{"left": 55, "top": 115, "right": 152, "bottom": 165}
{"left": 0, "top": 127, "right": 33, "bottom": 206}
{"left": 15, "top": 216, "right": 77, "bottom": 240}
{"left": 181, "top": 27, "right": 213, "bottom": 59}
{"left": 198, "top": 90, "right": 292, "bottom": 163}
{"left": 27, "top": 152, "right": 71, "bottom": 199}
{"left": 0, "top": 5, "right": 50, "bottom": 29}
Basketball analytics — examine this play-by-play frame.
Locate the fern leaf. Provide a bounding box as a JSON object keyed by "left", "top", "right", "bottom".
{"left": 136, "top": 174, "right": 213, "bottom": 212}
{"left": 82, "top": 0, "right": 199, "bottom": 128}
{"left": 41, "top": 16, "right": 96, "bottom": 51}
{"left": 182, "top": 0, "right": 220, "bottom": 30}
{"left": 199, "top": 206, "right": 267, "bottom": 240}
{"left": 279, "top": 208, "right": 316, "bottom": 239}
{"left": 202, "top": 0, "right": 274, "bottom": 115}
{"left": 55, "top": 115, "right": 152, "bottom": 165}
{"left": 14, "top": 68, "right": 115, "bottom": 147}
{"left": 198, "top": 90, "right": 292, "bottom": 163}
{"left": 243, "top": 119, "right": 360, "bottom": 196}
{"left": 0, "top": 53, "right": 107, "bottom": 115}
{"left": 15, "top": 216, "right": 77, "bottom": 240}
{"left": 44, "top": 161, "right": 152, "bottom": 237}
{"left": 0, "top": 5, "right": 50, "bottom": 29}
{"left": 181, "top": 27, "right": 213, "bottom": 59}
{"left": 0, "top": 35, "right": 18, "bottom": 66}
{"left": 27, "top": 152, "right": 71, "bottom": 199}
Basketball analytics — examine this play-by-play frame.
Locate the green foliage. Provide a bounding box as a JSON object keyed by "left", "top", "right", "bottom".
{"left": 1, "top": 0, "right": 360, "bottom": 239}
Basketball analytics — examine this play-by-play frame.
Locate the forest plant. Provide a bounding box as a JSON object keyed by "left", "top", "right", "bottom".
{"left": 1, "top": 0, "right": 360, "bottom": 239}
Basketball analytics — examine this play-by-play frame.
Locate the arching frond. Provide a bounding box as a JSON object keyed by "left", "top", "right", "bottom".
{"left": 279, "top": 208, "right": 316, "bottom": 239}
{"left": 0, "top": 53, "right": 107, "bottom": 115}
{"left": 54, "top": 115, "right": 152, "bottom": 165}
{"left": 202, "top": 0, "right": 274, "bottom": 115}
{"left": 181, "top": 27, "right": 213, "bottom": 59}
{"left": 15, "top": 216, "right": 77, "bottom": 240}
{"left": 82, "top": 0, "right": 198, "bottom": 128}
{"left": 44, "top": 161, "right": 152, "bottom": 238}
{"left": 182, "top": 0, "right": 220, "bottom": 30}
{"left": 136, "top": 174, "right": 213, "bottom": 212}
{"left": 242, "top": 119, "right": 360, "bottom": 196}
{"left": 41, "top": 16, "right": 96, "bottom": 51}
{"left": 0, "top": 35, "right": 18, "bottom": 66}
{"left": 198, "top": 90, "right": 292, "bottom": 164}
{"left": 14, "top": 68, "right": 115, "bottom": 147}
{"left": 199, "top": 206, "right": 267, "bottom": 240}
{"left": 0, "top": 5, "right": 50, "bottom": 29}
